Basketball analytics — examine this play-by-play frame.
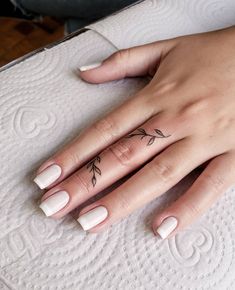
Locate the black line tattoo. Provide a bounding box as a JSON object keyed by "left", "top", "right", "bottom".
{"left": 125, "top": 128, "right": 170, "bottom": 146}
{"left": 86, "top": 155, "right": 101, "bottom": 187}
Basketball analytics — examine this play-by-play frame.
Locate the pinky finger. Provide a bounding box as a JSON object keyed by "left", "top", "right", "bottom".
{"left": 152, "top": 151, "right": 235, "bottom": 239}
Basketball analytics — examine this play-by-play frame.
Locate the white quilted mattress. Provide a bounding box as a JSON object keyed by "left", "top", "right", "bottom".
{"left": 0, "top": 0, "right": 235, "bottom": 289}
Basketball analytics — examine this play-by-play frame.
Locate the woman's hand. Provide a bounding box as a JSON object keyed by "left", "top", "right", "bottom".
{"left": 34, "top": 26, "right": 235, "bottom": 239}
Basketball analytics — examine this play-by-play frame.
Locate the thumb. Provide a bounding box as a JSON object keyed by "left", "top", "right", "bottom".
{"left": 79, "top": 40, "right": 173, "bottom": 84}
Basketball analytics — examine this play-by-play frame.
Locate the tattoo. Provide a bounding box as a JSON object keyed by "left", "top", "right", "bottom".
{"left": 125, "top": 128, "right": 170, "bottom": 146}
{"left": 86, "top": 155, "right": 101, "bottom": 187}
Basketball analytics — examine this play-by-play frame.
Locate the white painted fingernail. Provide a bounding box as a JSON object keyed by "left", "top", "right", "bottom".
{"left": 79, "top": 62, "right": 102, "bottom": 71}
{"left": 39, "top": 191, "right": 69, "bottom": 216}
{"left": 34, "top": 164, "right": 62, "bottom": 189}
{"left": 77, "top": 206, "right": 108, "bottom": 231}
{"left": 156, "top": 216, "right": 178, "bottom": 239}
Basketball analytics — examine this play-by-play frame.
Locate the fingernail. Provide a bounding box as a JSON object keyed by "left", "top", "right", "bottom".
{"left": 155, "top": 216, "right": 178, "bottom": 239}
{"left": 77, "top": 206, "right": 108, "bottom": 230}
{"left": 39, "top": 191, "right": 69, "bottom": 216}
{"left": 34, "top": 164, "right": 62, "bottom": 189}
{"left": 79, "top": 62, "right": 102, "bottom": 71}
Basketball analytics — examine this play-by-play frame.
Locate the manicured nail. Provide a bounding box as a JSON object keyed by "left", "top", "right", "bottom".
{"left": 34, "top": 164, "right": 62, "bottom": 189}
{"left": 77, "top": 206, "right": 108, "bottom": 231}
{"left": 79, "top": 62, "right": 102, "bottom": 71}
{"left": 39, "top": 191, "right": 69, "bottom": 216}
{"left": 155, "top": 216, "right": 178, "bottom": 239}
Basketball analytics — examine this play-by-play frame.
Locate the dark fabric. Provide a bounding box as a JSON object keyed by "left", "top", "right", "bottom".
{"left": 15, "top": 0, "right": 139, "bottom": 32}
{"left": 18, "top": 0, "right": 139, "bottom": 19}
{"left": 65, "top": 18, "right": 90, "bottom": 34}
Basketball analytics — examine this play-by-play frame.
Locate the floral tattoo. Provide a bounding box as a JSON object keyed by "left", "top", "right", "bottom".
{"left": 87, "top": 129, "right": 169, "bottom": 186}
{"left": 87, "top": 155, "right": 101, "bottom": 187}
{"left": 125, "top": 128, "right": 170, "bottom": 145}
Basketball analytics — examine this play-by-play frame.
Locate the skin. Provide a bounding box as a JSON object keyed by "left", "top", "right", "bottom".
{"left": 38, "top": 26, "right": 235, "bottom": 237}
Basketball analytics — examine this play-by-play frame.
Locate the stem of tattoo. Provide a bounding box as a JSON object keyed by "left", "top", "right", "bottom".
{"left": 125, "top": 128, "right": 170, "bottom": 146}
{"left": 86, "top": 155, "right": 101, "bottom": 187}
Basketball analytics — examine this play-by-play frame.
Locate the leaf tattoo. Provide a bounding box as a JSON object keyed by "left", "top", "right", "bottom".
{"left": 154, "top": 129, "right": 166, "bottom": 137}
{"left": 125, "top": 128, "right": 170, "bottom": 146}
{"left": 86, "top": 155, "right": 101, "bottom": 187}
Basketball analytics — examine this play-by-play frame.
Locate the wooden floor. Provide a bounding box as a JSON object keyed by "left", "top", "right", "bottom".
{"left": 0, "top": 17, "right": 64, "bottom": 67}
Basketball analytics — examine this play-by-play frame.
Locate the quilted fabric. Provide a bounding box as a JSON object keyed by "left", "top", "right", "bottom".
{"left": 0, "top": 1, "right": 235, "bottom": 289}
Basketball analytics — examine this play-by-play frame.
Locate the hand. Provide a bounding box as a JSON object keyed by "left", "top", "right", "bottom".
{"left": 34, "top": 26, "right": 235, "bottom": 239}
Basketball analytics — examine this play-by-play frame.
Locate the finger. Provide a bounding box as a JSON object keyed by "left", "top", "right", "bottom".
{"left": 152, "top": 151, "right": 234, "bottom": 239}
{"left": 34, "top": 93, "right": 157, "bottom": 190}
{"left": 79, "top": 40, "right": 175, "bottom": 84}
{"left": 39, "top": 112, "right": 181, "bottom": 218}
{"left": 76, "top": 137, "right": 212, "bottom": 232}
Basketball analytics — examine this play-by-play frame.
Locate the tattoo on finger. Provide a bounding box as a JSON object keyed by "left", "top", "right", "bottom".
{"left": 86, "top": 129, "right": 170, "bottom": 187}
{"left": 86, "top": 155, "right": 101, "bottom": 187}
{"left": 125, "top": 128, "right": 171, "bottom": 145}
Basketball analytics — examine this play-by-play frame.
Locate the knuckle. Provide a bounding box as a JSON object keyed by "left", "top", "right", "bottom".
{"left": 175, "top": 99, "right": 212, "bottom": 134}
{"left": 112, "top": 49, "right": 131, "bottom": 77}
{"left": 178, "top": 98, "right": 209, "bottom": 122}
{"left": 113, "top": 49, "right": 130, "bottom": 64}
{"left": 148, "top": 159, "right": 176, "bottom": 182}
{"left": 183, "top": 199, "right": 201, "bottom": 217}
{"left": 212, "top": 115, "right": 235, "bottom": 134}
{"left": 71, "top": 171, "right": 93, "bottom": 194}
{"left": 116, "top": 192, "right": 130, "bottom": 212}
{"left": 108, "top": 140, "right": 135, "bottom": 167}
{"left": 203, "top": 173, "right": 225, "bottom": 194}
{"left": 53, "top": 149, "right": 81, "bottom": 168}
{"left": 153, "top": 80, "right": 178, "bottom": 97}
{"left": 93, "top": 116, "right": 118, "bottom": 143}
{"left": 64, "top": 150, "right": 81, "bottom": 166}
{"left": 144, "top": 81, "right": 178, "bottom": 113}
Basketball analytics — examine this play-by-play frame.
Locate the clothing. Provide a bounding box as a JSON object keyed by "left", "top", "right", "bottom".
{"left": 13, "top": 0, "right": 139, "bottom": 33}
